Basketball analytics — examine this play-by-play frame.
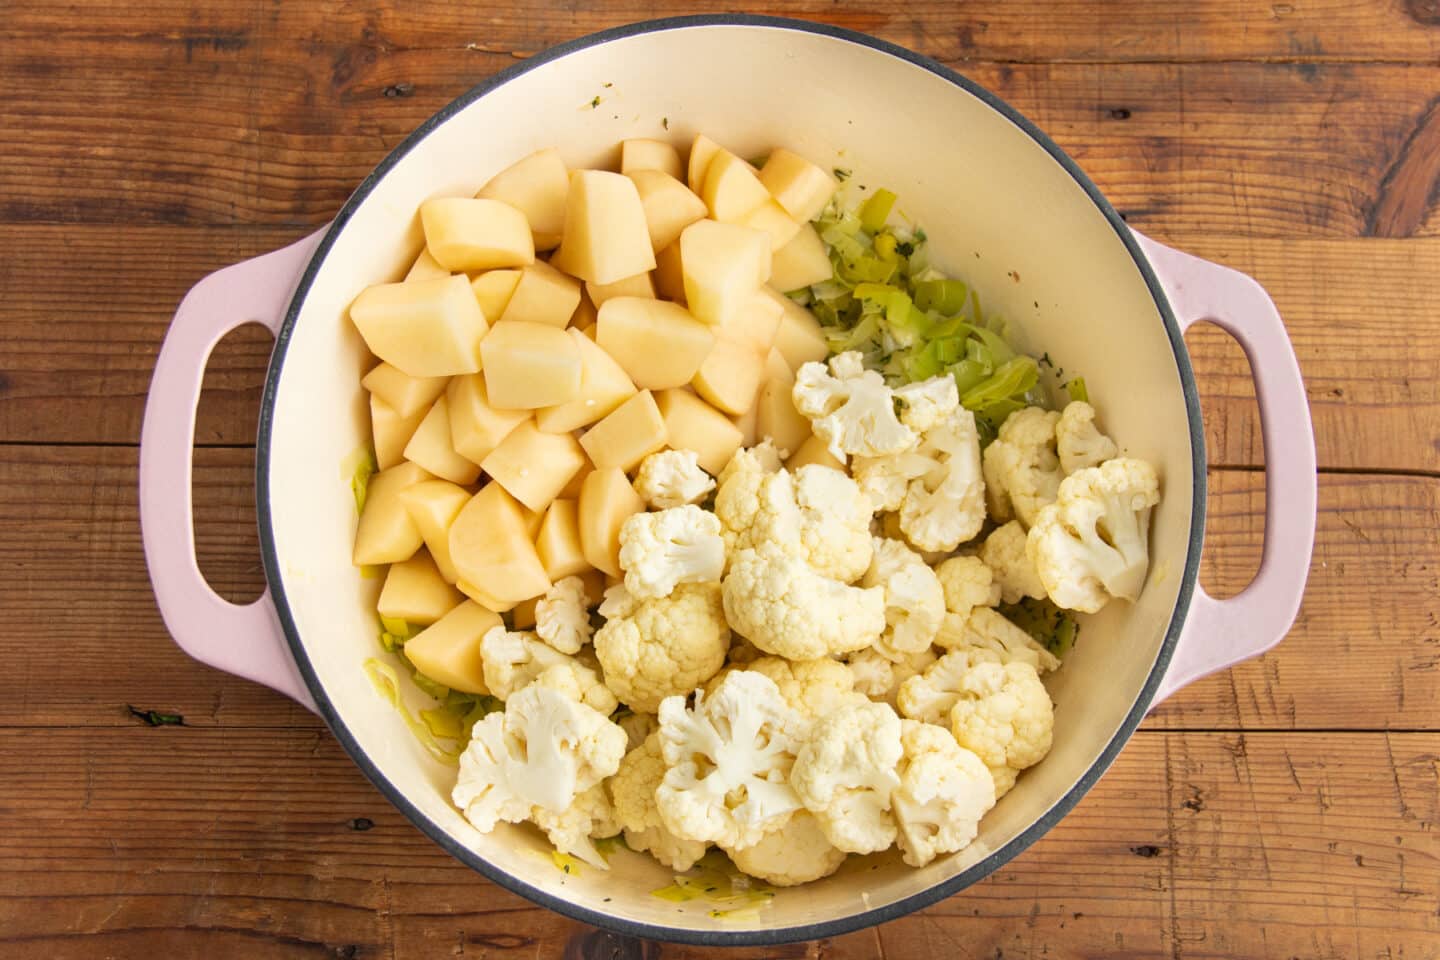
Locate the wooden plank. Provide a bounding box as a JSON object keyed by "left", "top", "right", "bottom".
{"left": 0, "top": 446, "right": 1433, "bottom": 732}
{"left": 0, "top": 727, "right": 1433, "bottom": 956}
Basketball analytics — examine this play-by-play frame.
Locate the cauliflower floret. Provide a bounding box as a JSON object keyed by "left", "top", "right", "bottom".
{"left": 852, "top": 449, "right": 932, "bottom": 512}
{"left": 616, "top": 710, "right": 659, "bottom": 751}
{"left": 707, "top": 655, "right": 868, "bottom": 718}
{"left": 726, "top": 809, "right": 847, "bottom": 886}
{"left": 718, "top": 439, "right": 784, "bottom": 487}
{"left": 534, "top": 575, "right": 593, "bottom": 654}
{"left": 1056, "top": 401, "right": 1118, "bottom": 475}
{"left": 531, "top": 661, "right": 619, "bottom": 715}
{"left": 896, "top": 650, "right": 976, "bottom": 724}
{"left": 634, "top": 449, "right": 716, "bottom": 509}
{"left": 593, "top": 581, "right": 730, "bottom": 713}
{"left": 793, "top": 465, "right": 874, "bottom": 582}
{"left": 791, "top": 701, "right": 904, "bottom": 854}
{"left": 609, "top": 732, "right": 709, "bottom": 871}
{"left": 894, "top": 374, "right": 960, "bottom": 432}
{"left": 847, "top": 646, "right": 938, "bottom": 709}
{"left": 619, "top": 505, "right": 725, "bottom": 600}
{"left": 892, "top": 720, "right": 997, "bottom": 867}
{"left": 877, "top": 510, "right": 952, "bottom": 566}
{"left": 792, "top": 351, "right": 917, "bottom": 461}
{"left": 861, "top": 537, "right": 945, "bottom": 660}
{"left": 934, "top": 555, "right": 1001, "bottom": 620}
{"left": 655, "top": 671, "right": 807, "bottom": 850}
{"left": 897, "top": 406, "right": 986, "bottom": 552}
{"left": 989, "top": 763, "right": 1019, "bottom": 799}
{"left": 531, "top": 782, "right": 620, "bottom": 869}
{"left": 980, "top": 520, "right": 1047, "bottom": 603}
{"left": 982, "top": 406, "right": 1062, "bottom": 526}
{"left": 934, "top": 607, "right": 1060, "bottom": 673}
{"left": 949, "top": 660, "right": 1054, "bottom": 772}
{"left": 1027, "top": 458, "right": 1161, "bottom": 613}
{"left": 714, "top": 452, "right": 799, "bottom": 558}
{"left": 722, "top": 544, "right": 886, "bottom": 660}
{"left": 480, "top": 626, "right": 573, "bottom": 700}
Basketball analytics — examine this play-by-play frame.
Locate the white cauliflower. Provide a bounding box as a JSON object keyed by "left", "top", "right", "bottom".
{"left": 934, "top": 555, "right": 1001, "bottom": 620}
{"left": 851, "top": 449, "right": 932, "bottom": 512}
{"left": 989, "top": 763, "right": 1019, "bottom": 799}
{"left": 480, "top": 626, "right": 573, "bottom": 700}
{"left": 718, "top": 439, "right": 784, "bottom": 487}
{"left": 722, "top": 544, "right": 886, "bottom": 660}
{"left": 792, "top": 465, "right": 874, "bottom": 582}
{"left": 896, "top": 406, "right": 986, "bottom": 552}
{"left": 1056, "top": 401, "right": 1118, "bottom": 475}
{"left": 618, "top": 505, "right": 726, "bottom": 600}
{"left": 891, "top": 720, "right": 997, "bottom": 867}
{"left": 531, "top": 661, "right": 619, "bottom": 716}
{"left": 847, "top": 646, "right": 938, "bottom": 709}
{"left": 1027, "top": 458, "right": 1161, "bottom": 613}
{"left": 791, "top": 701, "right": 904, "bottom": 854}
{"left": 896, "top": 650, "right": 975, "bottom": 724}
{"left": 934, "top": 607, "right": 1060, "bottom": 674}
{"left": 592, "top": 581, "right": 730, "bottom": 713}
{"left": 655, "top": 671, "right": 807, "bottom": 850}
{"left": 980, "top": 520, "right": 1048, "bottom": 603}
{"left": 534, "top": 575, "right": 592, "bottom": 654}
{"left": 726, "top": 810, "right": 847, "bottom": 886}
{"left": 714, "top": 450, "right": 798, "bottom": 558}
{"left": 531, "top": 782, "right": 619, "bottom": 868}
{"left": 982, "top": 406, "right": 1062, "bottom": 526}
{"left": 949, "top": 660, "right": 1054, "bottom": 772}
{"left": 792, "top": 351, "right": 916, "bottom": 461}
{"left": 861, "top": 537, "right": 945, "bottom": 660}
{"left": 894, "top": 374, "right": 960, "bottom": 432}
{"left": 609, "top": 732, "right": 709, "bottom": 871}
{"left": 634, "top": 449, "right": 716, "bottom": 509}
{"left": 707, "top": 655, "right": 868, "bottom": 718}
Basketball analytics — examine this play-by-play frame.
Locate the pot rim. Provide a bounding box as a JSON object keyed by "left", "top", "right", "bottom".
{"left": 256, "top": 13, "right": 1206, "bottom": 946}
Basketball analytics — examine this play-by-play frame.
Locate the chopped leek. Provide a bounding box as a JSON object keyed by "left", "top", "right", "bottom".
{"left": 858, "top": 187, "right": 897, "bottom": 233}
{"left": 347, "top": 448, "right": 378, "bottom": 515}
{"left": 649, "top": 850, "right": 776, "bottom": 910}
{"left": 1000, "top": 597, "right": 1080, "bottom": 659}
{"left": 551, "top": 851, "right": 584, "bottom": 874}
{"left": 1066, "top": 377, "right": 1090, "bottom": 403}
{"left": 362, "top": 659, "right": 463, "bottom": 766}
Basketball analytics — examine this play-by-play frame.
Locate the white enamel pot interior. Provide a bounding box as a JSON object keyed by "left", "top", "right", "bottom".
{"left": 257, "top": 15, "right": 1204, "bottom": 946}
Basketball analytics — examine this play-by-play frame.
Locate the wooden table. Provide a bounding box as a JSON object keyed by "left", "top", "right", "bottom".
{"left": 3, "top": 2, "right": 1437, "bottom": 957}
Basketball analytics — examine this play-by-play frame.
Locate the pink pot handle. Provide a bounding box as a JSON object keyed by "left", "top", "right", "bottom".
{"left": 1132, "top": 232, "right": 1317, "bottom": 705}
{"left": 140, "top": 229, "right": 329, "bottom": 713}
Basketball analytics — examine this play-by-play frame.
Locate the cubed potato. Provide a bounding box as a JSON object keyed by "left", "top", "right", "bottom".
{"left": 405, "top": 247, "right": 451, "bottom": 282}
{"left": 354, "top": 461, "right": 433, "bottom": 566}
{"left": 572, "top": 290, "right": 598, "bottom": 331}
{"left": 578, "top": 568, "right": 607, "bottom": 605}
{"left": 477, "top": 147, "right": 569, "bottom": 250}
{"left": 445, "top": 374, "right": 528, "bottom": 464}
{"left": 371, "top": 394, "right": 427, "bottom": 471}
{"left": 702, "top": 151, "right": 772, "bottom": 223}
{"left": 549, "top": 170, "right": 657, "bottom": 285}
{"left": 378, "top": 549, "right": 463, "bottom": 626}
{"left": 680, "top": 220, "right": 771, "bottom": 327}
{"left": 739, "top": 199, "right": 803, "bottom": 252}
{"left": 350, "top": 274, "right": 488, "bottom": 377}
{"left": 397, "top": 479, "right": 472, "bottom": 583}
{"left": 480, "top": 320, "right": 582, "bottom": 409}
{"left": 585, "top": 271, "right": 655, "bottom": 310}
{"left": 511, "top": 595, "right": 539, "bottom": 629}
{"left": 470, "top": 269, "right": 522, "bottom": 321}
{"left": 629, "top": 169, "right": 709, "bottom": 253}
{"left": 559, "top": 460, "right": 593, "bottom": 500}
{"left": 595, "top": 297, "right": 715, "bottom": 391}
{"left": 362, "top": 362, "right": 448, "bottom": 419}
{"left": 757, "top": 366, "right": 812, "bottom": 458}
{"left": 655, "top": 389, "right": 745, "bottom": 474}
{"left": 536, "top": 498, "right": 590, "bottom": 580}
{"left": 769, "top": 223, "right": 834, "bottom": 292}
{"left": 731, "top": 396, "right": 760, "bottom": 448}
{"left": 480, "top": 420, "right": 587, "bottom": 512}
{"left": 652, "top": 241, "right": 686, "bottom": 303}
{"left": 578, "top": 468, "right": 645, "bottom": 578}
{"left": 521, "top": 504, "right": 545, "bottom": 540}
{"left": 765, "top": 288, "right": 830, "bottom": 371}
{"left": 404, "top": 396, "right": 481, "bottom": 485}
{"left": 692, "top": 337, "right": 764, "bottom": 416}
{"left": 420, "top": 197, "right": 536, "bottom": 272}
{"left": 759, "top": 148, "right": 839, "bottom": 223}
{"left": 787, "top": 433, "right": 847, "bottom": 472}
{"left": 723, "top": 291, "right": 784, "bottom": 355}
{"left": 499, "top": 259, "right": 581, "bottom": 327}
{"left": 578, "top": 390, "right": 668, "bottom": 473}
{"left": 621, "top": 138, "right": 683, "bottom": 180}
{"left": 535, "top": 329, "right": 637, "bottom": 433}
{"left": 449, "top": 483, "right": 552, "bottom": 606}
{"left": 402, "top": 600, "right": 501, "bottom": 694}
{"left": 687, "top": 134, "right": 724, "bottom": 192}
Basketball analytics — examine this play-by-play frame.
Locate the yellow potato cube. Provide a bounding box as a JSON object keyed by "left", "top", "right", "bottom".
{"left": 723, "top": 291, "right": 784, "bottom": 355}
{"left": 499, "top": 259, "right": 581, "bottom": 328}
{"left": 536, "top": 498, "right": 590, "bottom": 580}
{"left": 739, "top": 198, "right": 803, "bottom": 252}
{"left": 520, "top": 503, "right": 546, "bottom": 539}
{"left": 535, "top": 329, "right": 638, "bottom": 433}
{"left": 398, "top": 479, "right": 472, "bottom": 583}
{"left": 549, "top": 170, "right": 657, "bottom": 285}
{"left": 403, "top": 396, "right": 481, "bottom": 485}
{"left": 586, "top": 271, "right": 655, "bottom": 310}
{"left": 759, "top": 148, "right": 839, "bottom": 223}
{"left": 445, "top": 374, "right": 528, "bottom": 464}
{"left": 405, "top": 247, "right": 451, "bottom": 282}
{"left": 655, "top": 389, "right": 745, "bottom": 474}
{"left": 652, "top": 241, "right": 687, "bottom": 303}
{"left": 457, "top": 578, "right": 519, "bottom": 614}
{"left": 595, "top": 297, "right": 716, "bottom": 391}
{"left": 687, "top": 133, "right": 724, "bottom": 192}
{"left": 765, "top": 288, "right": 830, "bottom": 371}
{"left": 769, "top": 223, "right": 834, "bottom": 293}
{"left": 787, "top": 433, "right": 847, "bottom": 472}
{"left": 572, "top": 290, "right": 598, "bottom": 332}
{"left": 378, "top": 549, "right": 463, "bottom": 626}
{"left": 477, "top": 147, "right": 570, "bottom": 250}
{"left": 680, "top": 219, "right": 771, "bottom": 327}
{"left": 757, "top": 367, "right": 812, "bottom": 458}
{"left": 420, "top": 197, "right": 535, "bottom": 272}
{"left": 470, "top": 269, "right": 522, "bottom": 322}
{"left": 559, "top": 460, "right": 593, "bottom": 500}
{"left": 449, "top": 483, "right": 552, "bottom": 606}
{"left": 578, "top": 390, "right": 668, "bottom": 473}
{"left": 629, "top": 169, "right": 709, "bottom": 253}
{"left": 578, "top": 468, "right": 646, "bottom": 578}
{"left": 702, "top": 151, "right": 772, "bottom": 223}
{"left": 692, "top": 337, "right": 764, "bottom": 416}
{"left": 370, "top": 394, "right": 426, "bottom": 471}
{"left": 362, "top": 362, "right": 448, "bottom": 419}
{"left": 350, "top": 274, "right": 488, "bottom": 377}
{"left": 511, "top": 595, "right": 539, "bottom": 629}
{"left": 480, "top": 320, "right": 582, "bottom": 409}
{"left": 731, "top": 398, "right": 760, "bottom": 448}
{"left": 481, "top": 420, "right": 587, "bottom": 512}
{"left": 354, "top": 461, "right": 433, "bottom": 566}
{"left": 402, "top": 600, "right": 502, "bottom": 694}
{"left": 621, "top": 138, "right": 683, "bottom": 180}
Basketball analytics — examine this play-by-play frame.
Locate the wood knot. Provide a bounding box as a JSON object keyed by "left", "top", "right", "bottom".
{"left": 1404, "top": 0, "right": 1440, "bottom": 24}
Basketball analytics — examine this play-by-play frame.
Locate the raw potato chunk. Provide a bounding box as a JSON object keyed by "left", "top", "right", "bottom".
{"left": 535, "top": 329, "right": 637, "bottom": 433}
{"left": 350, "top": 275, "right": 488, "bottom": 377}
{"left": 511, "top": 596, "right": 539, "bottom": 629}
{"left": 571, "top": 291, "right": 598, "bottom": 332}
{"left": 652, "top": 242, "right": 687, "bottom": 303}
{"left": 405, "top": 247, "right": 451, "bottom": 282}
{"left": 655, "top": 389, "right": 745, "bottom": 474}
{"left": 480, "top": 320, "right": 582, "bottom": 409}
{"left": 578, "top": 390, "right": 668, "bottom": 472}
{"left": 402, "top": 600, "right": 502, "bottom": 694}
{"left": 578, "top": 468, "right": 646, "bottom": 578}
{"left": 477, "top": 147, "right": 569, "bottom": 250}
{"left": 354, "top": 461, "right": 433, "bottom": 566}
{"left": 457, "top": 579, "right": 520, "bottom": 614}
{"left": 769, "top": 223, "right": 834, "bottom": 293}
{"left": 471, "top": 270, "right": 522, "bottom": 321}
{"left": 629, "top": 169, "right": 709, "bottom": 253}
{"left": 378, "top": 549, "right": 463, "bottom": 625}
{"left": 692, "top": 337, "right": 764, "bottom": 416}
{"left": 756, "top": 361, "right": 811, "bottom": 457}
{"left": 446, "top": 374, "right": 528, "bottom": 464}
{"left": 787, "top": 433, "right": 847, "bottom": 472}
{"left": 536, "top": 498, "right": 590, "bottom": 580}
{"left": 371, "top": 394, "right": 426, "bottom": 471}
{"left": 621, "top": 138, "right": 683, "bottom": 180}
{"left": 596, "top": 297, "right": 716, "bottom": 390}
{"left": 680, "top": 220, "right": 771, "bottom": 327}
{"left": 398, "top": 480, "right": 471, "bottom": 583}
{"left": 520, "top": 503, "right": 546, "bottom": 539}
{"left": 731, "top": 395, "right": 761, "bottom": 447}
{"left": 687, "top": 134, "right": 724, "bottom": 191}
{"left": 765, "top": 288, "right": 830, "bottom": 370}
{"left": 449, "top": 483, "right": 552, "bottom": 606}
{"left": 362, "top": 362, "right": 448, "bottom": 419}
{"left": 759, "top": 148, "right": 839, "bottom": 223}
{"left": 739, "top": 199, "right": 803, "bottom": 252}
{"left": 499, "top": 260, "right": 581, "bottom": 327}
{"left": 403, "top": 396, "right": 481, "bottom": 485}
{"left": 550, "top": 170, "right": 657, "bottom": 284}
{"left": 723, "top": 292, "right": 783, "bottom": 355}
{"left": 702, "top": 151, "right": 771, "bottom": 222}
{"left": 586, "top": 272, "right": 655, "bottom": 310}
{"left": 560, "top": 461, "right": 593, "bottom": 500}
{"left": 420, "top": 197, "right": 536, "bottom": 272}
{"left": 481, "top": 420, "right": 588, "bottom": 511}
